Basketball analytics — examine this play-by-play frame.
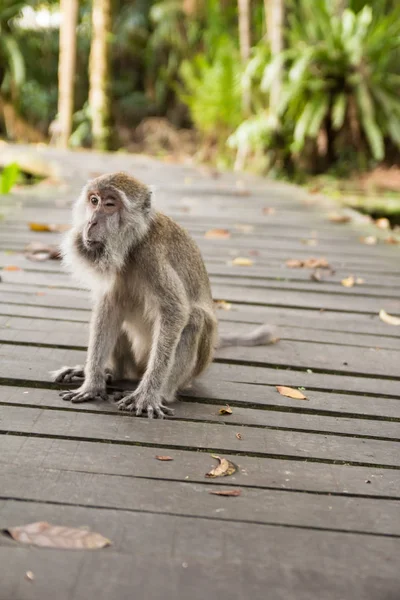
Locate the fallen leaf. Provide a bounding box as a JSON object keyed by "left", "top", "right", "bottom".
{"left": 209, "top": 489, "right": 241, "bottom": 497}
{"left": 356, "top": 277, "right": 365, "bottom": 284}
{"left": 3, "top": 265, "right": 22, "bottom": 271}
{"left": 328, "top": 213, "right": 351, "bottom": 223}
{"left": 235, "top": 433, "right": 242, "bottom": 440}
{"left": 25, "top": 571, "right": 35, "bottom": 581}
{"left": 214, "top": 300, "right": 232, "bottom": 311}
{"left": 28, "top": 223, "right": 70, "bottom": 233}
{"left": 341, "top": 276, "right": 355, "bottom": 287}
{"left": 232, "top": 257, "right": 253, "bottom": 266}
{"left": 234, "top": 224, "right": 254, "bottom": 234}
{"left": 301, "top": 239, "right": 318, "bottom": 246}
{"left": 385, "top": 236, "right": 400, "bottom": 244}
{"left": 379, "top": 309, "right": 400, "bottom": 326}
{"left": 155, "top": 455, "right": 173, "bottom": 461}
{"left": 375, "top": 218, "right": 390, "bottom": 229}
{"left": 262, "top": 207, "right": 276, "bottom": 215}
{"left": 205, "top": 455, "right": 237, "bottom": 478}
{"left": 248, "top": 249, "right": 260, "bottom": 256}
{"left": 24, "top": 242, "right": 61, "bottom": 261}
{"left": 3, "top": 521, "right": 111, "bottom": 549}
{"left": 276, "top": 386, "right": 308, "bottom": 400}
{"left": 219, "top": 405, "right": 232, "bottom": 415}
{"left": 205, "top": 228, "right": 230, "bottom": 239}
{"left": 308, "top": 185, "right": 321, "bottom": 194}
{"left": 360, "top": 236, "right": 377, "bottom": 245}
{"left": 286, "top": 258, "right": 330, "bottom": 269}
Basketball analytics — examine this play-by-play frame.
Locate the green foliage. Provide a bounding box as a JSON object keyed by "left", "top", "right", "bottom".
{"left": 0, "top": 162, "right": 20, "bottom": 194}
{"left": 179, "top": 40, "right": 242, "bottom": 139}
{"left": 234, "top": 0, "right": 400, "bottom": 174}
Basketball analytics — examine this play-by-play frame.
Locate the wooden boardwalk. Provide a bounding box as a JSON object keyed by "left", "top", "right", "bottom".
{"left": 1, "top": 145, "right": 400, "bottom": 599}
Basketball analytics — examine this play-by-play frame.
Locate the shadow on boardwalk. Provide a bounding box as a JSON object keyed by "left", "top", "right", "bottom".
{"left": 1, "top": 145, "right": 400, "bottom": 600}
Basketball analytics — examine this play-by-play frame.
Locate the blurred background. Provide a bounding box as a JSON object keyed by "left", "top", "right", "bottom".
{"left": 0, "top": 0, "right": 399, "bottom": 219}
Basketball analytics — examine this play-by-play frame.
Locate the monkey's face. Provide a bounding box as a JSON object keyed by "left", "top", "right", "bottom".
{"left": 82, "top": 187, "right": 122, "bottom": 250}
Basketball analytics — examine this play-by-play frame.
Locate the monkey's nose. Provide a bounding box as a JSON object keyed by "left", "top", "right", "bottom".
{"left": 88, "top": 217, "right": 98, "bottom": 231}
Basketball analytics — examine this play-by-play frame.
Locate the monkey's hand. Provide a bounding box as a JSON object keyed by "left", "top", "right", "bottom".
{"left": 60, "top": 382, "right": 108, "bottom": 403}
{"left": 116, "top": 389, "right": 174, "bottom": 419}
{"left": 51, "top": 365, "right": 85, "bottom": 383}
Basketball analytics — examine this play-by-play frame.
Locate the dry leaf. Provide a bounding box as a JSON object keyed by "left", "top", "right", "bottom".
{"left": 328, "top": 213, "right": 351, "bottom": 223}
{"left": 310, "top": 270, "right": 322, "bottom": 282}
{"left": 248, "top": 249, "right": 260, "bottom": 256}
{"left": 232, "top": 257, "right": 253, "bottom": 267}
{"left": 28, "top": 223, "right": 70, "bottom": 233}
{"left": 3, "top": 265, "right": 22, "bottom": 271}
{"left": 25, "top": 571, "right": 35, "bottom": 581}
{"left": 360, "top": 236, "right": 377, "bottom": 245}
{"left": 286, "top": 258, "right": 330, "bottom": 269}
{"left": 276, "top": 386, "right": 308, "bottom": 400}
{"left": 379, "top": 309, "right": 400, "bottom": 326}
{"left": 205, "top": 455, "right": 237, "bottom": 478}
{"left": 235, "top": 433, "right": 242, "bottom": 440}
{"left": 385, "top": 236, "right": 400, "bottom": 245}
{"left": 262, "top": 207, "right": 276, "bottom": 215}
{"left": 155, "top": 455, "right": 173, "bottom": 461}
{"left": 356, "top": 277, "right": 365, "bottom": 284}
{"left": 24, "top": 242, "right": 61, "bottom": 262}
{"left": 3, "top": 521, "right": 111, "bottom": 550}
{"left": 219, "top": 405, "right": 232, "bottom": 415}
{"left": 301, "top": 239, "right": 318, "bottom": 246}
{"left": 209, "top": 489, "right": 241, "bottom": 497}
{"left": 214, "top": 300, "right": 232, "bottom": 311}
{"left": 234, "top": 224, "right": 254, "bottom": 234}
{"left": 341, "top": 276, "right": 355, "bottom": 287}
{"left": 205, "top": 228, "right": 230, "bottom": 239}
{"left": 375, "top": 218, "right": 390, "bottom": 229}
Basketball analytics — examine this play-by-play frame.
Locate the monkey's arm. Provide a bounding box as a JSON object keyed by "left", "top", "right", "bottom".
{"left": 61, "top": 296, "right": 122, "bottom": 403}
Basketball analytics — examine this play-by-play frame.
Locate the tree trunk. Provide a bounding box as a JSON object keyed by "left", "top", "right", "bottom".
{"left": 89, "top": 0, "right": 112, "bottom": 151}
{"left": 264, "top": 0, "right": 284, "bottom": 112}
{"left": 238, "top": 0, "right": 251, "bottom": 114}
{"left": 57, "top": 0, "right": 78, "bottom": 148}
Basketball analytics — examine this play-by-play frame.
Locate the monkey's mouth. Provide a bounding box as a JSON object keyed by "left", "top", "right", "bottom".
{"left": 84, "top": 239, "right": 104, "bottom": 251}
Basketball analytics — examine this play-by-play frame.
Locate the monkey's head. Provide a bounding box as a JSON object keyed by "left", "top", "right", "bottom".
{"left": 63, "top": 172, "right": 153, "bottom": 277}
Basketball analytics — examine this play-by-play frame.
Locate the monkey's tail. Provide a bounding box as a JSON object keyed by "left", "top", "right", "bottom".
{"left": 217, "top": 324, "right": 278, "bottom": 348}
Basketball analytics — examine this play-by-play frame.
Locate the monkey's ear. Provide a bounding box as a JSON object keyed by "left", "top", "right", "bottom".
{"left": 143, "top": 188, "right": 153, "bottom": 214}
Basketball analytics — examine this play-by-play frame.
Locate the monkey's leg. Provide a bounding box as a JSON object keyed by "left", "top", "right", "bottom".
{"left": 162, "top": 309, "right": 216, "bottom": 404}
{"left": 116, "top": 305, "right": 188, "bottom": 418}
{"left": 61, "top": 298, "right": 122, "bottom": 403}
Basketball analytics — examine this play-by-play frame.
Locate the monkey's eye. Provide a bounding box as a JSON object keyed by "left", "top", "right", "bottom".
{"left": 90, "top": 196, "right": 98, "bottom": 206}
{"left": 105, "top": 201, "right": 115, "bottom": 207}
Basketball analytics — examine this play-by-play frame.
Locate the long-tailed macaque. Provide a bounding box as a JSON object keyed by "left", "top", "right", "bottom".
{"left": 53, "top": 172, "right": 275, "bottom": 418}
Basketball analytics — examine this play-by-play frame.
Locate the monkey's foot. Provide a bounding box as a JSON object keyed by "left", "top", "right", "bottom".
{"left": 51, "top": 365, "right": 85, "bottom": 383}
{"left": 116, "top": 390, "right": 174, "bottom": 419}
{"left": 60, "top": 385, "right": 108, "bottom": 403}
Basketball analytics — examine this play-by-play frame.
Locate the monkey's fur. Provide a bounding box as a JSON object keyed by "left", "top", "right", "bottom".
{"left": 52, "top": 172, "right": 276, "bottom": 418}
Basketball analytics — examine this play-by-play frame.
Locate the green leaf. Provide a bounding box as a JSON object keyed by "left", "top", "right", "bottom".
{"left": 0, "top": 163, "right": 20, "bottom": 195}
{"left": 332, "top": 93, "right": 347, "bottom": 130}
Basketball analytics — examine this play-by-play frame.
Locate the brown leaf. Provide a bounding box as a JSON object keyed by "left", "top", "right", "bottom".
{"left": 235, "top": 433, "right": 242, "bottom": 440}
{"left": 155, "top": 455, "right": 173, "bottom": 461}
{"left": 209, "top": 489, "right": 241, "bottom": 497}
{"left": 328, "top": 213, "right": 351, "bottom": 223}
{"left": 219, "top": 405, "right": 232, "bottom": 415}
{"left": 232, "top": 257, "right": 253, "bottom": 267}
{"left": 286, "top": 258, "right": 330, "bottom": 269}
{"left": 341, "top": 276, "right": 355, "bottom": 288}
{"left": 385, "top": 236, "right": 400, "bottom": 245}
{"left": 276, "top": 386, "right": 308, "bottom": 400}
{"left": 262, "top": 207, "right": 276, "bottom": 215}
{"left": 310, "top": 270, "right": 322, "bottom": 282}
{"left": 205, "top": 228, "right": 230, "bottom": 239}
{"left": 205, "top": 455, "right": 237, "bottom": 478}
{"left": 28, "top": 223, "right": 70, "bottom": 233}
{"left": 248, "top": 249, "right": 260, "bottom": 256}
{"left": 214, "top": 300, "right": 232, "bottom": 311}
{"left": 301, "top": 239, "right": 318, "bottom": 246}
{"left": 379, "top": 309, "right": 400, "bottom": 326}
{"left": 3, "top": 265, "right": 22, "bottom": 271}
{"left": 360, "top": 235, "right": 377, "bottom": 245}
{"left": 3, "top": 521, "right": 112, "bottom": 549}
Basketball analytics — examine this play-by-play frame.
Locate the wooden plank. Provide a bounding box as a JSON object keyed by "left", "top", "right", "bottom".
{"left": 1, "top": 404, "right": 399, "bottom": 467}
{"left": 1, "top": 503, "right": 399, "bottom": 600}
{"left": 2, "top": 433, "right": 399, "bottom": 497}
{"left": 1, "top": 385, "right": 399, "bottom": 439}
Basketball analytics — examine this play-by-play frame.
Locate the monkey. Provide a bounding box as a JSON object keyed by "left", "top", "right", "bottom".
{"left": 52, "top": 172, "right": 277, "bottom": 418}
